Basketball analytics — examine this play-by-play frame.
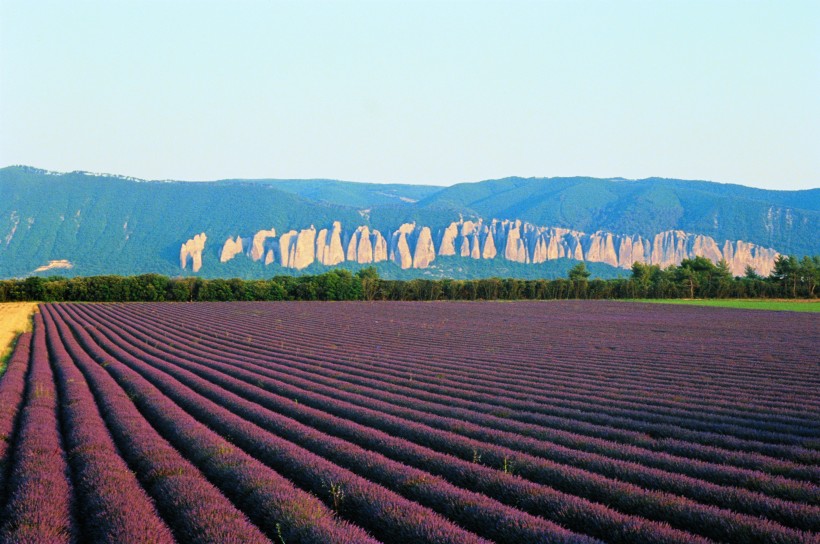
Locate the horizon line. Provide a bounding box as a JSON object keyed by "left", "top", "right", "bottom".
{"left": 4, "top": 164, "right": 819, "bottom": 192}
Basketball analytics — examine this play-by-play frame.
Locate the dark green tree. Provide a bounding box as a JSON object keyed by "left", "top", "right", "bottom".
{"left": 798, "top": 256, "right": 819, "bottom": 298}
{"left": 568, "top": 262, "right": 591, "bottom": 298}
{"left": 744, "top": 265, "right": 761, "bottom": 281}
{"left": 630, "top": 262, "right": 655, "bottom": 297}
{"left": 771, "top": 255, "right": 799, "bottom": 297}
{"left": 23, "top": 277, "right": 45, "bottom": 300}
{"left": 356, "top": 267, "right": 380, "bottom": 301}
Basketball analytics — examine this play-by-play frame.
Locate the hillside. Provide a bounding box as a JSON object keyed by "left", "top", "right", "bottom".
{"left": 417, "top": 177, "right": 820, "bottom": 254}
{"left": 232, "top": 179, "right": 443, "bottom": 208}
{"left": 1, "top": 166, "right": 817, "bottom": 279}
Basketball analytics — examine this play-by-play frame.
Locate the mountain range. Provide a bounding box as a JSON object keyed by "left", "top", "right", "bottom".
{"left": 2, "top": 166, "right": 818, "bottom": 280}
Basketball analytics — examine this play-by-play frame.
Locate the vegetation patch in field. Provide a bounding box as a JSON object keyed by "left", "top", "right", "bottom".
{"left": 629, "top": 299, "right": 820, "bottom": 312}
{"left": 0, "top": 302, "right": 38, "bottom": 370}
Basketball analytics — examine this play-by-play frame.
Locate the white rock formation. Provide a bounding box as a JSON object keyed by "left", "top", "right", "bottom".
{"left": 180, "top": 233, "right": 207, "bottom": 272}
{"left": 183, "top": 219, "right": 780, "bottom": 275}
{"left": 390, "top": 223, "right": 416, "bottom": 269}
{"left": 220, "top": 236, "right": 244, "bottom": 263}
{"left": 251, "top": 229, "right": 277, "bottom": 261}
{"left": 317, "top": 222, "right": 345, "bottom": 266}
{"left": 291, "top": 227, "right": 317, "bottom": 270}
{"left": 413, "top": 226, "right": 436, "bottom": 269}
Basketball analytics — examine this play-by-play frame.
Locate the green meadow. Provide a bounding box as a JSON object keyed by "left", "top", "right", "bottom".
{"left": 629, "top": 299, "right": 820, "bottom": 312}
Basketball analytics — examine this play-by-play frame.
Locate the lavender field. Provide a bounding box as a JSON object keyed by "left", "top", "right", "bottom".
{"left": 0, "top": 301, "right": 817, "bottom": 543}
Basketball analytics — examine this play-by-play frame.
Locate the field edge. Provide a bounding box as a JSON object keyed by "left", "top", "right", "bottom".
{"left": 623, "top": 299, "right": 820, "bottom": 312}
{"left": 0, "top": 302, "right": 39, "bottom": 374}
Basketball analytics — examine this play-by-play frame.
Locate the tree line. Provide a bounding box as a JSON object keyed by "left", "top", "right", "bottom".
{"left": 1, "top": 255, "right": 817, "bottom": 303}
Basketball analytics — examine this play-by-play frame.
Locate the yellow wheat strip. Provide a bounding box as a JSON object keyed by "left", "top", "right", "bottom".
{"left": 0, "top": 302, "right": 39, "bottom": 363}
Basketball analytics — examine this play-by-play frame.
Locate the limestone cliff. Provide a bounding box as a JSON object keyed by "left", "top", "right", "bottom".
{"left": 220, "top": 236, "right": 244, "bottom": 263}
{"left": 504, "top": 221, "right": 529, "bottom": 264}
{"left": 438, "top": 222, "right": 459, "bottom": 256}
{"left": 181, "top": 219, "right": 779, "bottom": 275}
{"left": 584, "top": 232, "right": 618, "bottom": 267}
{"left": 317, "top": 222, "right": 345, "bottom": 266}
{"left": 413, "top": 227, "right": 436, "bottom": 269}
{"left": 345, "top": 225, "right": 388, "bottom": 264}
{"left": 482, "top": 230, "right": 497, "bottom": 259}
{"left": 431, "top": 219, "right": 778, "bottom": 275}
{"left": 278, "top": 227, "right": 317, "bottom": 270}
{"left": 292, "top": 227, "right": 317, "bottom": 270}
{"left": 180, "top": 233, "right": 207, "bottom": 272}
{"left": 251, "top": 229, "right": 277, "bottom": 261}
{"left": 278, "top": 230, "right": 298, "bottom": 268}
{"left": 373, "top": 230, "right": 389, "bottom": 262}
{"left": 722, "top": 240, "right": 779, "bottom": 276}
{"left": 390, "top": 223, "right": 415, "bottom": 269}
{"left": 219, "top": 229, "right": 275, "bottom": 263}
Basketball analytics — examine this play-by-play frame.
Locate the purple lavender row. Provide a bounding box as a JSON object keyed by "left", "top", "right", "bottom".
{"left": 77, "top": 306, "right": 820, "bottom": 536}
{"left": 284, "top": 302, "right": 820, "bottom": 413}
{"left": 87, "top": 319, "right": 711, "bottom": 544}
{"left": 93, "top": 303, "right": 820, "bottom": 521}
{"left": 294, "top": 354, "right": 817, "bottom": 446}
{"left": 265, "top": 334, "right": 818, "bottom": 439}
{"left": 142, "top": 307, "right": 820, "bottom": 509}
{"left": 328, "top": 309, "right": 815, "bottom": 387}
{"left": 334, "top": 301, "right": 817, "bottom": 385}
{"left": 41, "top": 308, "right": 176, "bottom": 543}
{"left": 69, "top": 306, "right": 776, "bottom": 542}
{"left": 96, "top": 304, "right": 816, "bottom": 501}
{"left": 0, "top": 315, "right": 76, "bottom": 543}
{"left": 65, "top": 306, "right": 602, "bottom": 544}
{"left": 39, "top": 306, "right": 271, "bottom": 544}
{"left": 171, "top": 332, "right": 820, "bottom": 519}
{"left": 219, "top": 342, "right": 820, "bottom": 481}
{"left": 167, "top": 308, "right": 815, "bottom": 452}
{"left": 324, "top": 376, "right": 820, "bottom": 520}
{"left": 247, "top": 333, "right": 815, "bottom": 436}
{"left": 67, "top": 308, "right": 706, "bottom": 544}
{"left": 44, "top": 304, "right": 375, "bottom": 544}
{"left": 117, "top": 304, "right": 820, "bottom": 482}
{"left": 133, "top": 336, "right": 815, "bottom": 544}
{"left": 157, "top": 321, "right": 818, "bottom": 531}
{"left": 54, "top": 305, "right": 487, "bottom": 544}
{"left": 0, "top": 332, "right": 30, "bottom": 505}
{"left": 152, "top": 301, "right": 817, "bottom": 417}
{"left": 168, "top": 302, "right": 817, "bottom": 430}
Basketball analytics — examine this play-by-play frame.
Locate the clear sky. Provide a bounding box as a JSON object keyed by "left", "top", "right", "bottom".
{"left": 1, "top": 0, "right": 818, "bottom": 189}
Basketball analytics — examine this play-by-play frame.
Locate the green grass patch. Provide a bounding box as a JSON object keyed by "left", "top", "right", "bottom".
{"left": 627, "top": 299, "right": 820, "bottom": 312}
{"left": 0, "top": 332, "right": 22, "bottom": 377}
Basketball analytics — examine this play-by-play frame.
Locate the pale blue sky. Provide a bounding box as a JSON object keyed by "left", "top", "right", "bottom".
{"left": 1, "top": 0, "right": 818, "bottom": 189}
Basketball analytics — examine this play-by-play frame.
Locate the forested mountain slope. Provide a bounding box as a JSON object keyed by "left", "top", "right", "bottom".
{"left": 1, "top": 166, "right": 816, "bottom": 279}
